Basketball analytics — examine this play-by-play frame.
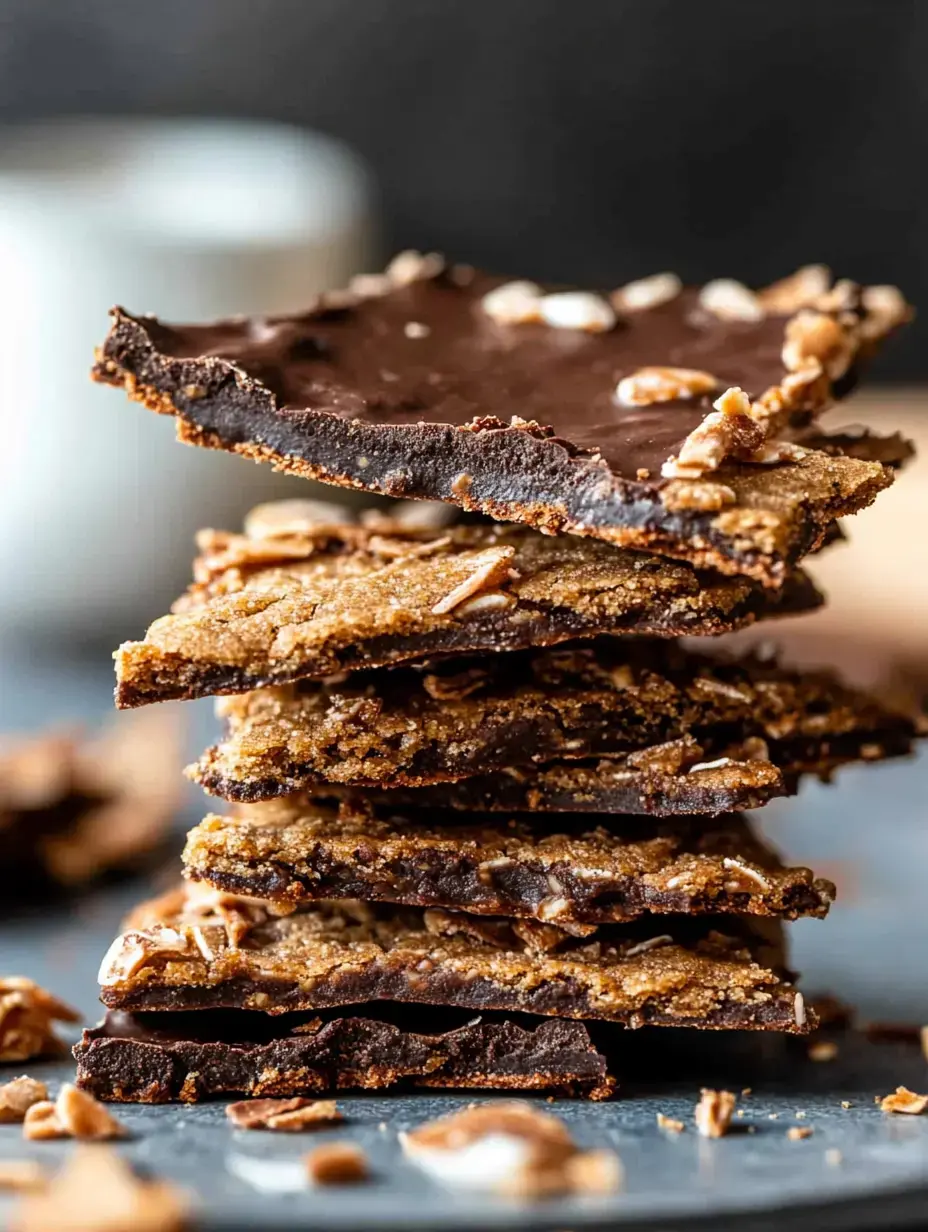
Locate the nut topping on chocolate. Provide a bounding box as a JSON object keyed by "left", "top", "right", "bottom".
{"left": 611, "top": 272, "right": 682, "bottom": 312}
{"left": 698, "top": 279, "right": 764, "bottom": 321}
{"left": 616, "top": 366, "right": 720, "bottom": 407}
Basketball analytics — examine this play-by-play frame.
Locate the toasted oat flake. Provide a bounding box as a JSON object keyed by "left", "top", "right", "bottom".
{"left": 623, "top": 935, "right": 673, "bottom": 959}
{"left": 880, "top": 1086, "right": 928, "bottom": 1115}
{"left": 244, "top": 499, "right": 353, "bottom": 539}
{"left": 699, "top": 279, "right": 764, "bottom": 322}
{"left": 305, "top": 1141, "right": 368, "bottom": 1186}
{"left": 226, "top": 1097, "right": 341, "bottom": 1131}
{"left": 0, "top": 1078, "right": 48, "bottom": 1124}
{"left": 656, "top": 1113, "right": 685, "bottom": 1134}
{"left": 615, "top": 366, "right": 719, "bottom": 407}
{"left": 794, "top": 993, "right": 807, "bottom": 1029}
{"left": 694, "top": 1089, "right": 736, "bottom": 1138}
{"left": 722, "top": 857, "right": 770, "bottom": 890}
{"left": 611, "top": 272, "right": 682, "bottom": 312}
{"left": 10, "top": 1146, "right": 187, "bottom": 1232}
{"left": 431, "top": 546, "right": 516, "bottom": 615}
{"left": 787, "top": 1126, "right": 814, "bottom": 1140}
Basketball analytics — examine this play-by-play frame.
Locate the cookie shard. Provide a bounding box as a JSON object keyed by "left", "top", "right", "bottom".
{"left": 114, "top": 516, "right": 823, "bottom": 708}
{"left": 73, "top": 1008, "right": 613, "bottom": 1103}
{"left": 97, "top": 892, "right": 811, "bottom": 1034}
{"left": 184, "top": 803, "right": 834, "bottom": 924}
{"left": 189, "top": 642, "right": 914, "bottom": 799}
{"left": 92, "top": 264, "right": 908, "bottom": 585}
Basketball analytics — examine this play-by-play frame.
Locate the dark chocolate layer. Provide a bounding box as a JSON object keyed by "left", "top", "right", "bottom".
{"left": 98, "top": 891, "right": 810, "bottom": 1033}
{"left": 92, "top": 263, "right": 906, "bottom": 584}
{"left": 191, "top": 641, "right": 915, "bottom": 798}
{"left": 74, "top": 1007, "right": 612, "bottom": 1103}
{"left": 184, "top": 801, "right": 835, "bottom": 924}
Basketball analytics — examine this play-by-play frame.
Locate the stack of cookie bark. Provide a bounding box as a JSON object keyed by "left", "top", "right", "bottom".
{"left": 76, "top": 256, "right": 916, "bottom": 1102}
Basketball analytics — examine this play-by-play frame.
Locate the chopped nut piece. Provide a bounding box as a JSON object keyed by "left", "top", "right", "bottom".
{"left": 656, "top": 1113, "right": 685, "bottom": 1134}
{"left": 611, "top": 272, "right": 682, "bottom": 312}
{"left": 782, "top": 309, "right": 855, "bottom": 380}
{"left": 661, "top": 386, "right": 765, "bottom": 479}
{"left": 787, "top": 1126, "right": 814, "bottom": 1140}
{"left": 757, "top": 265, "right": 832, "bottom": 313}
{"left": 563, "top": 1150, "right": 623, "bottom": 1196}
{"left": 615, "top": 366, "right": 719, "bottom": 407}
{"left": 0, "top": 1161, "right": 47, "bottom": 1193}
{"left": 53, "top": 1084, "right": 125, "bottom": 1141}
{"left": 226, "top": 1097, "right": 341, "bottom": 1131}
{"left": 694, "top": 1089, "right": 736, "bottom": 1138}
{"left": 880, "top": 1086, "right": 928, "bottom": 1115}
{"left": 9, "top": 1146, "right": 187, "bottom": 1232}
{"left": 0, "top": 978, "right": 79, "bottom": 1063}
{"left": 698, "top": 279, "right": 763, "bottom": 322}
{"left": 386, "top": 250, "right": 445, "bottom": 286}
{"left": 808, "top": 1041, "right": 838, "bottom": 1062}
{"left": 22, "top": 1103, "right": 66, "bottom": 1142}
{"left": 0, "top": 1078, "right": 48, "bottom": 1124}
{"left": 401, "top": 1100, "right": 615, "bottom": 1199}
{"left": 304, "top": 1142, "right": 368, "bottom": 1186}
{"left": 480, "top": 280, "right": 543, "bottom": 325}
{"left": 860, "top": 284, "right": 911, "bottom": 338}
{"left": 538, "top": 291, "right": 616, "bottom": 333}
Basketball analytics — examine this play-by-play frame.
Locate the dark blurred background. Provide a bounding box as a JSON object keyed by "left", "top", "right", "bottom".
{"left": 0, "top": 0, "right": 923, "bottom": 376}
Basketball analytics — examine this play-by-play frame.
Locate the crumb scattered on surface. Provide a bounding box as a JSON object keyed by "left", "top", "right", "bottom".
{"left": 225, "top": 1097, "right": 341, "bottom": 1131}
{"left": 22, "top": 1085, "right": 124, "bottom": 1142}
{"left": 656, "top": 1113, "right": 685, "bottom": 1134}
{"left": 841, "top": 1101, "right": 852, "bottom": 1109}
{"left": 0, "top": 1078, "right": 48, "bottom": 1124}
{"left": 9, "top": 1146, "right": 187, "bottom": 1232}
{"left": 787, "top": 1126, "right": 814, "bottom": 1140}
{"left": 304, "top": 1142, "right": 368, "bottom": 1186}
{"left": 694, "top": 1089, "right": 736, "bottom": 1139}
{"left": 880, "top": 1086, "right": 928, "bottom": 1115}
{"left": 0, "top": 979, "right": 79, "bottom": 1063}
{"left": 400, "top": 1100, "right": 622, "bottom": 1198}
{"left": 795, "top": 1110, "right": 807, "bottom": 1119}
{"left": 808, "top": 1041, "right": 838, "bottom": 1062}
{"left": 741, "top": 1087, "right": 752, "bottom": 1096}
{"left": 0, "top": 1161, "right": 47, "bottom": 1193}
{"left": 825, "top": 1149, "right": 843, "bottom": 1165}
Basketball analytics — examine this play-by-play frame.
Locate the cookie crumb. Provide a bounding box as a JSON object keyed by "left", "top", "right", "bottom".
{"left": 226, "top": 1097, "right": 341, "bottom": 1131}
{"left": 9, "top": 1146, "right": 186, "bottom": 1232}
{"left": 305, "top": 1142, "right": 368, "bottom": 1186}
{"left": 880, "top": 1086, "right": 928, "bottom": 1115}
{"left": 0, "top": 1078, "right": 48, "bottom": 1124}
{"left": 23, "top": 1085, "right": 124, "bottom": 1142}
{"left": 0, "top": 979, "right": 79, "bottom": 1063}
{"left": 787, "top": 1126, "right": 814, "bottom": 1140}
{"left": 656, "top": 1113, "right": 685, "bottom": 1134}
{"left": 0, "top": 1161, "right": 47, "bottom": 1192}
{"left": 694, "top": 1089, "right": 736, "bottom": 1139}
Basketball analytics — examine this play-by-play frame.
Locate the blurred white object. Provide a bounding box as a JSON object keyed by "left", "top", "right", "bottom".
{"left": 0, "top": 117, "right": 375, "bottom": 639}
